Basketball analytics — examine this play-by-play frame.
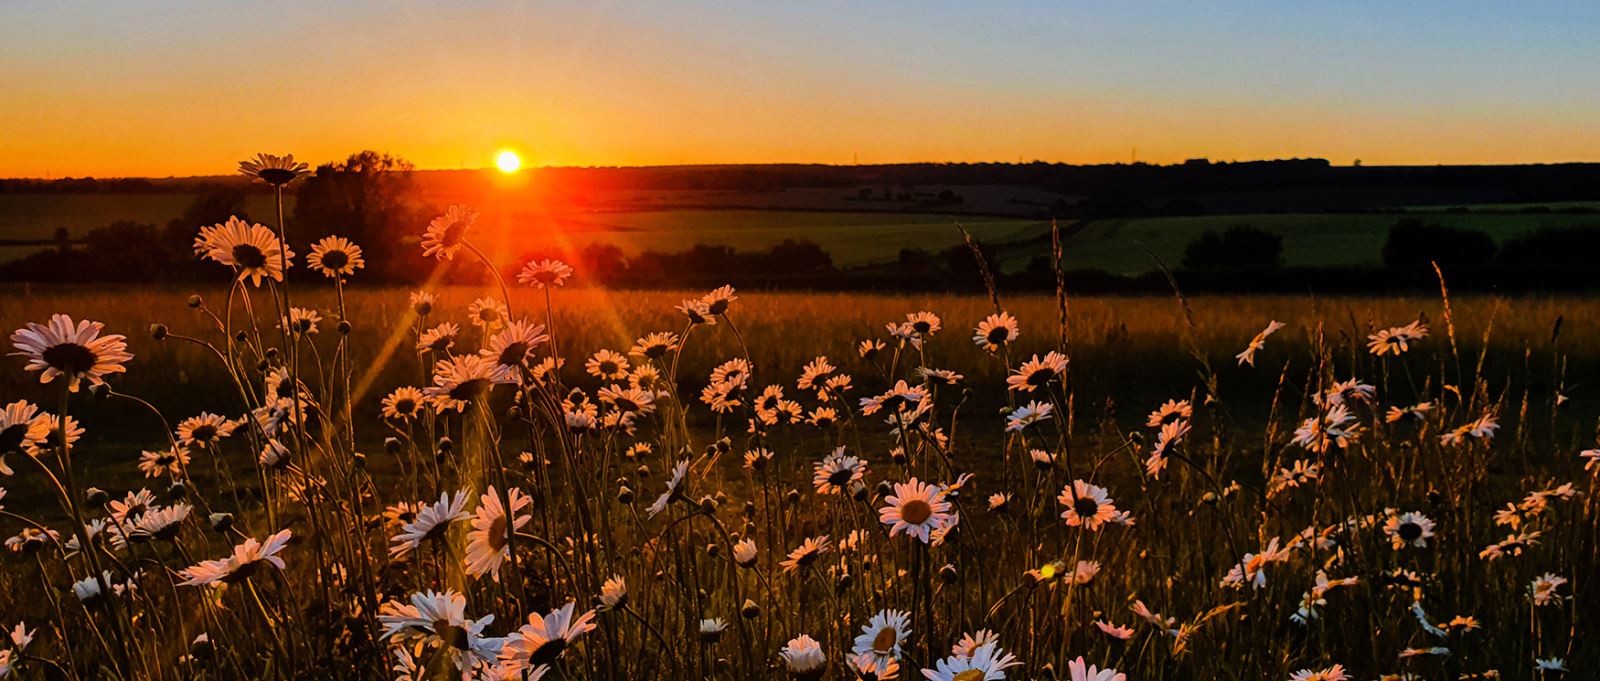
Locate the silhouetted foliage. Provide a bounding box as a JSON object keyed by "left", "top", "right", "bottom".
{"left": 1381, "top": 218, "right": 1497, "bottom": 272}
{"left": 1499, "top": 225, "right": 1600, "bottom": 268}
{"left": 294, "top": 151, "right": 429, "bottom": 281}
{"left": 1182, "top": 225, "right": 1283, "bottom": 269}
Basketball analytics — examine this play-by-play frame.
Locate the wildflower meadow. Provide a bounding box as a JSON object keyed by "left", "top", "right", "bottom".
{"left": 0, "top": 154, "right": 1596, "bottom": 681}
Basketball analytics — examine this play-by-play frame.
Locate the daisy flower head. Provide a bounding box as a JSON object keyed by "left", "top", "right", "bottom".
{"left": 1006, "top": 352, "right": 1068, "bottom": 392}
{"left": 813, "top": 447, "right": 867, "bottom": 495}
{"left": 1530, "top": 573, "right": 1568, "bottom": 606}
{"left": 0, "top": 401, "right": 47, "bottom": 456}
{"left": 499, "top": 602, "right": 596, "bottom": 672}
{"left": 905, "top": 311, "right": 941, "bottom": 337}
{"left": 1005, "top": 401, "right": 1053, "bottom": 433}
{"left": 733, "top": 537, "right": 759, "bottom": 567}
{"left": 517, "top": 258, "right": 574, "bottom": 289}
{"left": 1383, "top": 511, "right": 1437, "bottom": 550}
{"left": 381, "top": 386, "right": 428, "bottom": 420}
{"left": 585, "top": 349, "right": 631, "bottom": 381}
{"left": 468, "top": 297, "right": 509, "bottom": 330}
{"left": 409, "top": 290, "right": 436, "bottom": 316}
{"left": 780, "top": 634, "right": 827, "bottom": 680}
{"left": 972, "top": 311, "right": 1020, "bottom": 352}
{"left": 1288, "top": 664, "right": 1348, "bottom": 681}
{"left": 389, "top": 491, "right": 471, "bottom": 560}
{"left": 425, "top": 355, "right": 497, "bottom": 412}
{"left": 137, "top": 447, "right": 189, "bottom": 479}
{"left": 416, "top": 322, "right": 459, "bottom": 354}
{"left": 1068, "top": 656, "right": 1125, "bottom": 681}
{"left": 1093, "top": 620, "right": 1135, "bottom": 640}
{"left": 378, "top": 590, "right": 502, "bottom": 673}
{"left": 238, "top": 153, "right": 309, "bottom": 186}
{"left": 923, "top": 640, "right": 1021, "bottom": 681}
{"left": 698, "top": 618, "right": 728, "bottom": 644}
{"left": 1367, "top": 319, "right": 1429, "bottom": 356}
{"left": 306, "top": 235, "right": 364, "bottom": 279}
{"left": 879, "top": 478, "right": 955, "bottom": 543}
{"left": 852, "top": 609, "right": 910, "bottom": 674}
{"left": 464, "top": 487, "right": 534, "bottom": 580}
{"left": 284, "top": 307, "right": 321, "bottom": 337}
{"left": 702, "top": 285, "right": 738, "bottom": 316}
{"left": 175, "top": 412, "right": 236, "bottom": 450}
{"left": 1146, "top": 399, "right": 1193, "bottom": 427}
{"left": 858, "top": 339, "right": 886, "bottom": 359}
{"left": 629, "top": 332, "right": 680, "bottom": 360}
{"left": 1058, "top": 480, "right": 1130, "bottom": 531}
{"left": 647, "top": 460, "right": 689, "bottom": 518}
{"left": 599, "top": 575, "right": 627, "bottom": 610}
{"left": 422, "top": 204, "right": 477, "bottom": 261}
{"left": 179, "top": 529, "right": 292, "bottom": 586}
{"left": 1236, "top": 320, "right": 1286, "bottom": 367}
{"left": 199, "top": 217, "right": 293, "bottom": 286}
{"left": 482, "top": 320, "right": 550, "bottom": 383}
{"left": 10, "top": 315, "right": 132, "bottom": 392}
{"left": 781, "top": 535, "right": 831, "bottom": 572}
{"left": 677, "top": 299, "right": 716, "bottom": 326}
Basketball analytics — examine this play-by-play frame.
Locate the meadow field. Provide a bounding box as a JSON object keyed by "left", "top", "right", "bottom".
{"left": 1, "top": 214, "right": 1597, "bottom": 681}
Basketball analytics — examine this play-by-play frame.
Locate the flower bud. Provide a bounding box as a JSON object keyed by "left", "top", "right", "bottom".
{"left": 741, "top": 599, "right": 761, "bottom": 620}
{"left": 149, "top": 323, "right": 169, "bottom": 340}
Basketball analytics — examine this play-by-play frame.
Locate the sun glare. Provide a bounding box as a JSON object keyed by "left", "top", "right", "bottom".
{"left": 495, "top": 149, "right": 522, "bottom": 174}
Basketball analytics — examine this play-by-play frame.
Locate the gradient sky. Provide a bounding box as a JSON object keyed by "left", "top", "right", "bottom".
{"left": 3, "top": 1, "right": 1599, "bottom": 177}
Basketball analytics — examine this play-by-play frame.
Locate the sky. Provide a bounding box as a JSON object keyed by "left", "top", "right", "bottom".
{"left": 3, "top": 1, "right": 1599, "bottom": 177}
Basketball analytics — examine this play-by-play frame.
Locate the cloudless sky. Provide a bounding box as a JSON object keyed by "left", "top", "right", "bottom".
{"left": 3, "top": 1, "right": 1599, "bottom": 177}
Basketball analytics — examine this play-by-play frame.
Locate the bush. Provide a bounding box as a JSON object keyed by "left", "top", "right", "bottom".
{"left": 1381, "top": 218, "right": 1496, "bottom": 272}
{"left": 1499, "top": 225, "right": 1600, "bottom": 268}
{"left": 1181, "top": 225, "right": 1282, "bottom": 269}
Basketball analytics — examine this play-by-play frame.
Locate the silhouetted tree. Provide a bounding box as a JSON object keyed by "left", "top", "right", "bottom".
{"left": 1499, "top": 225, "right": 1600, "bottom": 268}
{"left": 293, "top": 151, "right": 427, "bottom": 280}
{"left": 1381, "top": 218, "right": 1496, "bottom": 272}
{"left": 1182, "top": 225, "right": 1283, "bottom": 269}
{"left": 765, "top": 239, "right": 833, "bottom": 275}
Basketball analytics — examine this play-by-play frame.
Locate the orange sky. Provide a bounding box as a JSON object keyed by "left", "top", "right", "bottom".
{"left": 3, "top": 2, "right": 1599, "bottom": 178}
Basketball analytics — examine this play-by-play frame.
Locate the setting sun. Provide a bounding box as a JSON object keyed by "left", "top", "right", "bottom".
{"left": 495, "top": 149, "right": 522, "bottom": 174}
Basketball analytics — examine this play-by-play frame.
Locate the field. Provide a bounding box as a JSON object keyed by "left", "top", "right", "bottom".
{"left": 7, "top": 189, "right": 1599, "bottom": 276}
{"left": 1, "top": 233, "right": 1597, "bottom": 680}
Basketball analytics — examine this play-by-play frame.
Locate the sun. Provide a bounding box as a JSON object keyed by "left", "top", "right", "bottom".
{"left": 495, "top": 149, "right": 522, "bottom": 174}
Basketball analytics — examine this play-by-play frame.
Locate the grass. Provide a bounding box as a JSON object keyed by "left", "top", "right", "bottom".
{"left": 1, "top": 262, "right": 1597, "bottom": 679}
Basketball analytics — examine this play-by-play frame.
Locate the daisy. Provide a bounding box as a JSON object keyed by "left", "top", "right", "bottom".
{"left": 464, "top": 487, "right": 533, "bottom": 580}
{"left": 852, "top": 610, "right": 909, "bottom": 675}
{"left": 29, "top": 412, "right": 83, "bottom": 455}
{"left": 381, "top": 387, "right": 428, "bottom": 420}
{"left": 923, "top": 640, "right": 1020, "bottom": 681}
{"left": 1145, "top": 419, "right": 1191, "bottom": 478}
{"left": 10, "top": 315, "right": 131, "bottom": 392}
{"left": 175, "top": 412, "right": 236, "bottom": 450}
{"left": 409, "top": 290, "right": 436, "bottom": 316}
{"left": 468, "top": 297, "right": 509, "bottom": 330}
{"left": 1535, "top": 658, "right": 1567, "bottom": 673}
{"left": 1068, "top": 657, "right": 1124, "bottom": 681}
{"left": 1006, "top": 352, "right": 1068, "bottom": 392}
{"left": 1385, "top": 401, "right": 1434, "bottom": 423}
{"left": 1530, "top": 573, "right": 1567, "bottom": 606}
{"left": 699, "top": 618, "right": 728, "bottom": 643}
{"left": 417, "top": 322, "right": 459, "bottom": 354}
{"left": 1005, "top": 401, "right": 1053, "bottom": 432}
{"left": 585, "top": 349, "right": 631, "bottom": 381}
{"left": 178, "top": 529, "right": 292, "bottom": 585}
{"left": 1236, "top": 320, "right": 1286, "bottom": 366}
{"left": 306, "top": 235, "right": 365, "bottom": 279}
{"left": 109, "top": 489, "right": 158, "bottom": 524}
{"left": 702, "top": 285, "right": 738, "bottom": 316}
{"left": 517, "top": 259, "right": 574, "bottom": 289}
{"left": 199, "top": 217, "right": 293, "bottom": 285}
{"left": 422, "top": 205, "right": 477, "bottom": 261}
{"left": 127, "top": 503, "right": 191, "bottom": 542}
{"left": 482, "top": 320, "right": 550, "bottom": 383}
{"left": 781, "top": 536, "right": 831, "bottom": 572}
{"left": 1288, "top": 665, "right": 1348, "bottom": 681}
{"left": 1367, "top": 320, "right": 1428, "bottom": 356}
{"left": 1146, "top": 399, "right": 1193, "bottom": 427}
{"left": 780, "top": 634, "right": 826, "bottom": 679}
{"left": 848, "top": 651, "right": 899, "bottom": 681}
{"left": 598, "top": 385, "right": 655, "bottom": 416}
{"left": 904, "top": 311, "right": 941, "bottom": 337}
{"left": 879, "top": 479, "right": 955, "bottom": 543}
{"left": 677, "top": 299, "right": 716, "bottom": 326}
{"left": 238, "top": 153, "right": 309, "bottom": 186}
{"left": 389, "top": 491, "right": 470, "bottom": 560}
{"left": 972, "top": 312, "right": 1020, "bottom": 352}
{"left": 1222, "top": 538, "right": 1289, "bottom": 590}
{"left": 918, "top": 367, "right": 963, "bottom": 386}
{"left": 284, "top": 307, "right": 321, "bottom": 337}
{"left": 859, "top": 380, "right": 927, "bottom": 416}
{"left": 1093, "top": 620, "right": 1135, "bottom": 640}
{"left": 499, "top": 602, "right": 597, "bottom": 672}
{"left": 599, "top": 575, "right": 627, "bottom": 610}
{"left": 796, "top": 356, "right": 836, "bottom": 394}
{"left": 732, "top": 537, "right": 759, "bottom": 567}
{"left": 0, "top": 401, "right": 48, "bottom": 456}
{"left": 858, "top": 339, "right": 886, "bottom": 359}
{"left": 1383, "top": 512, "right": 1437, "bottom": 550}
{"left": 629, "top": 332, "right": 680, "bottom": 360}
{"left": 378, "top": 590, "right": 502, "bottom": 673}
{"left": 647, "top": 460, "right": 689, "bottom": 518}
{"left": 424, "top": 355, "right": 497, "bottom": 412}
{"left": 1058, "top": 480, "right": 1130, "bottom": 531}
{"left": 813, "top": 447, "right": 867, "bottom": 495}
{"left": 137, "top": 447, "right": 189, "bottom": 479}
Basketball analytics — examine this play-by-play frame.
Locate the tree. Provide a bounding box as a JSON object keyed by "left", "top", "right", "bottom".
{"left": 1381, "top": 218, "right": 1496, "bottom": 272}
{"left": 293, "top": 151, "right": 426, "bottom": 280}
{"left": 1182, "top": 225, "right": 1283, "bottom": 269}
